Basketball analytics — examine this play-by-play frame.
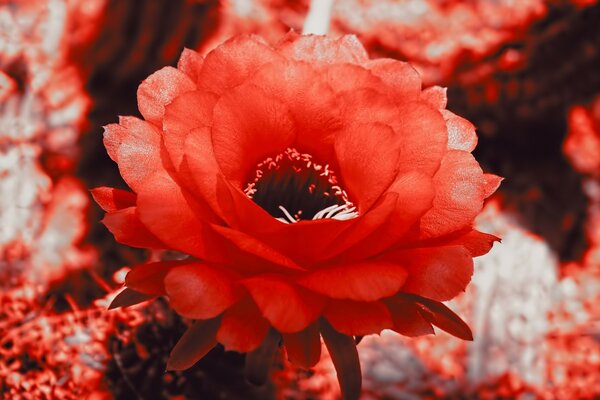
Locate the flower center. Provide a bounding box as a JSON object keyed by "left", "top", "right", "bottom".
{"left": 244, "top": 148, "right": 358, "bottom": 223}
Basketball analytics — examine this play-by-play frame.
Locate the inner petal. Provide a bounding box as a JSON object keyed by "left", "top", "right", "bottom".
{"left": 244, "top": 148, "right": 358, "bottom": 223}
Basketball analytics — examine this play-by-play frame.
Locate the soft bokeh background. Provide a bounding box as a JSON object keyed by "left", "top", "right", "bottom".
{"left": 1, "top": 1, "right": 599, "bottom": 398}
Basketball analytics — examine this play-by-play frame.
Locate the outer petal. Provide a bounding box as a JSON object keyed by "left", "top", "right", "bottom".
{"left": 163, "top": 91, "right": 218, "bottom": 169}
{"left": 393, "top": 102, "right": 448, "bottom": 176}
{"left": 167, "top": 318, "right": 220, "bottom": 371}
{"left": 242, "top": 276, "right": 326, "bottom": 333}
{"left": 384, "top": 296, "right": 434, "bottom": 337}
{"left": 364, "top": 58, "right": 421, "bottom": 102}
{"left": 136, "top": 170, "right": 229, "bottom": 262}
{"left": 442, "top": 110, "right": 478, "bottom": 152}
{"left": 283, "top": 323, "right": 321, "bottom": 369}
{"left": 198, "top": 34, "right": 284, "bottom": 94}
{"left": 483, "top": 173, "right": 503, "bottom": 198}
{"left": 217, "top": 297, "right": 270, "bottom": 353}
{"left": 181, "top": 127, "right": 238, "bottom": 226}
{"left": 420, "top": 86, "right": 447, "bottom": 109}
{"left": 164, "top": 263, "right": 240, "bottom": 319}
{"left": 137, "top": 66, "right": 196, "bottom": 126}
{"left": 91, "top": 187, "right": 135, "bottom": 212}
{"left": 419, "top": 151, "right": 486, "bottom": 238}
{"left": 324, "top": 299, "right": 393, "bottom": 336}
{"left": 211, "top": 83, "right": 296, "bottom": 186}
{"left": 439, "top": 229, "right": 500, "bottom": 257}
{"left": 103, "top": 117, "right": 163, "bottom": 192}
{"left": 298, "top": 261, "right": 407, "bottom": 301}
{"left": 177, "top": 48, "right": 204, "bottom": 82}
{"left": 125, "top": 260, "right": 186, "bottom": 295}
{"left": 277, "top": 33, "right": 369, "bottom": 64}
{"left": 334, "top": 122, "right": 400, "bottom": 211}
{"left": 102, "top": 207, "right": 165, "bottom": 249}
{"left": 324, "top": 63, "right": 382, "bottom": 94}
{"left": 386, "top": 246, "right": 473, "bottom": 302}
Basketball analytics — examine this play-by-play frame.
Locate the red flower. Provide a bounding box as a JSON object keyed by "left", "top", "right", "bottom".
{"left": 93, "top": 33, "right": 501, "bottom": 399}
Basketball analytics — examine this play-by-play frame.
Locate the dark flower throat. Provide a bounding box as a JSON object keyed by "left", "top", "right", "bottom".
{"left": 244, "top": 148, "right": 356, "bottom": 223}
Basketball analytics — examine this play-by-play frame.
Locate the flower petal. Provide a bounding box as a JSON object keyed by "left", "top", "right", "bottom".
{"left": 210, "top": 224, "right": 305, "bottom": 272}
{"left": 136, "top": 170, "right": 229, "bottom": 262}
{"left": 257, "top": 218, "right": 354, "bottom": 266}
{"left": 211, "top": 83, "right": 296, "bottom": 185}
{"left": 419, "top": 150, "right": 485, "bottom": 238}
{"left": 298, "top": 261, "right": 407, "bottom": 301}
{"left": 483, "top": 173, "right": 503, "bottom": 198}
{"left": 322, "top": 192, "right": 398, "bottom": 261}
{"left": 365, "top": 58, "right": 421, "bottom": 102}
{"left": 278, "top": 33, "right": 369, "bottom": 64}
{"left": 337, "top": 88, "right": 398, "bottom": 126}
{"left": 393, "top": 102, "right": 448, "bottom": 177}
{"left": 384, "top": 296, "right": 434, "bottom": 337}
{"left": 137, "top": 66, "right": 196, "bottom": 126}
{"left": 324, "top": 63, "right": 382, "bottom": 93}
{"left": 91, "top": 187, "right": 135, "bottom": 212}
{"left": 442, "top": 110, "right": 478, "bottom": 152}
{"left": 319, "top": 319, "right": 362, "bottom": 400}
{"left": 283, "top": 323, "right": 321, "bottom": 369}
{"left": 245, "top": 61, "right": 342, "bottom": 163}
{"left": 217, "top": 297, "right": 270, "bottom": 353}
{"left": 386, "top": 246, "right": 473, "bottom": 302}
{"left": 340, "top": 172, "right": 434, "bottom": 260}
{"left": 177, "top": 48, "right": 204, "bottom": 82}
{"left": 166, "top": 318, "right": 220, "bottom": 371}
{"left": 180, "top": 128, "right": 240, "bottom": 226}
{"left": 420, "top": 86, "right": 447, "bottom": 109}
{"left": 198, "top": 34, "right": 284, "bottom": 94}
{"left": 324, "top": 300, "right": 392, "bottom": 336}
{"left": 163, "top": 91, "right": 218, "bottom": 169}
{"left": 102, "top": 207, "right": 165, "bottom": 249}
{"left": 442, "top": 229, "right": 500, "bottom": 257}
{"left": 108, "top": 288, "right": 154, "bottom": 309}
{"left": 334, "top": 122, "right": 400, "bottom": 211}
{"left": 242, "top": 276, "right": 326, "bottom": 333}
{"left": 126, "top": 261, "right": 185, "bottom": 295}
{"left": 164, "top": 262, "right": 240, "bottom": 320}
{"left": 103, "top": 117, "right": 164, "bottom": 192}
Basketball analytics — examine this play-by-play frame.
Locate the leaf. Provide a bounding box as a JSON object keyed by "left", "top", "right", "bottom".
{"left": 320, "top": 319, "right": 362, "bottom": 400}
{"left": 283, "top": 323, "right": 321, "bottom": 369}
{"left": 108, "top": 288, "right": 154, "bottom": 309}
{"left": 245, "top": 328, "right": 281, "bottom": 386}
{"left": 166, "top": 317, "right": 221, "bottom": 371}
{"left": 400, "top": 293, "right": 473, "bottom": 340}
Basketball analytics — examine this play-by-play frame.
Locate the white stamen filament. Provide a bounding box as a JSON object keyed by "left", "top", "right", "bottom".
{"left": 278, "top": 205, "right": 298, "bottom": 223}
{"left": 275, "top": 204, "right": 359, "bottom": 224}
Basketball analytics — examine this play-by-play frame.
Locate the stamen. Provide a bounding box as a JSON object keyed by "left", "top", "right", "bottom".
{"left": 278, "top": 205, "right": 298, "bottom": 223}
{"left": 312, "top": 204, "right": 340, "bottom": 220}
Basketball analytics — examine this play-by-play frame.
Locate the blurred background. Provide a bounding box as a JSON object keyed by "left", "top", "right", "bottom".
{"left": 1, "top": 0, "right": 600, "bottom": 398}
